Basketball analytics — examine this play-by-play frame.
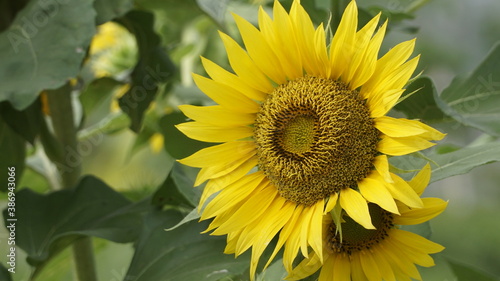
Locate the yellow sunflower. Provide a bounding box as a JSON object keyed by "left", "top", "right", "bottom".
{"left": 176, "top": 0, "right": 445, "bottom": 278}
{"left": 287, "top": 164, "right": 448, "bottom": 281}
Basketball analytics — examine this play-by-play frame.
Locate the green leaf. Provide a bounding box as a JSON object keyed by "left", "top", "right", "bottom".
{"left": 389, "top": 142, "right": 500, "bottom": 183}
{"left": 123, "top": 210, "right": 250, "bottom": 281}
{"left": 79, "top": 77, "right": 123, "bottom": 118}
{"left": 0, "top": 264, "right": 12, "bottom": 281}
{"left": 394, "top": 77, "right": 446, "bottom": 122}
{"left": 0, "top": 98, "right": 43, "bottom": 145}
{"left": 0, "top": 0, "right": 96, "bottom": 110}
{"left": 448, "top": 259, "right": 499, "bottom": 281}
{"left": 165, "top": 208, "right": 200, "bottom": 231}
{"left": 435, "top": 42, "right": 500, "bottom": 136}
{"left": 430, "top": 142, "right": 500, "bottom": 183}
{"left": 159, "top": 111, "right": 213, "bottom": 159}
{"left": 256, "top": 259, "right": 286, "bottom": 281}
{"left": 0, "top": 117, "right": 26, "bottom": 192}
{"left": 116, "top": 10, "right": 176, "bottom": 132}
{"left": 93, "top": 0, "right": 134, "bottom": 25}
{"left": 196, "top": 0, "right": 229, "bottom": 27}
{"left": 2, "top": 176, "right": 142, "bottom": 267}
{"left": 152, "top": 162, "right": 201, "bottom": 208}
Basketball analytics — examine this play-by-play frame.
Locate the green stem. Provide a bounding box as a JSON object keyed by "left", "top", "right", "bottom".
{"left": 72, "top": 238, "right": 98, "bottom": 281}
{"left": 45, "top": 82, "right": 98, "bottom": 281}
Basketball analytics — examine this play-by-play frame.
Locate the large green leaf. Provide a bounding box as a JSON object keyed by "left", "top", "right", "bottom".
{"left": 0, "top": 264, "right": 13, "bottom": 281}
{"left": 1, "top": 176, "right": 142, "bottom": 266}
{"left": 435, "top": 42, "right": 500, "bottom": 136}
{"left": 116, "top": 10, "right": 176, "bottom": 132}
{"left": 389, "top": 142, "right": 500, "bottom": 183}
{"left": 0, "top": 0, "right": 96, "bottom": 110}
{"left": 430, "top": 142, "right": 500, "bottom": 182}
{"left": 394, "top": 77, "right": 446, "bottom": 122}
{"left": 0, "top": 98, "right": 43, "bottom": 145}
{"left": 448, "top": 259, "right": 499, "bottom": 281}
{"left": 123, "top": 210, "right": 250, "bottom": 281}
{"left": 93, "top": 0, "right": 134, "bottom": 25}
{"left": 152, "top": 162, "right": 201, "bottom": 208}
{"left": 0, "top": 117, "right": 26, "bottom": 192}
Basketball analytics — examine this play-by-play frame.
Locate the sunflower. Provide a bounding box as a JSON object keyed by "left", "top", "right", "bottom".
{"left": 176, "top": 0, "right": 445, "bottom": 278}
{"left": 287, "top": 164, "right": 448, "bottom": 281}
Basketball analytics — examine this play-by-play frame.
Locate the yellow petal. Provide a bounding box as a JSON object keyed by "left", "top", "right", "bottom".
{"left": 269, "top": 0, "right": 303, "bottom": 80}
{"left": 350, "top": 253, "right": 370, "bottom": 281}
{"left": 384, "top": 173, "right": 423, "bottom": 208}
{"left": 307, "top": 200, "right": 325, "bottom": 263}
{"left": 371, "top": 248, "right": 397, "bottom": 281}
{"left": 176, "top": 122, "right": 253, "bottom": 143}
{"left": 286, "top": 252, "right": 323, "bottom": 281}
{"left": 350, "top": 19, "right": 387, "bottom": 90}
{"left": 375, "top": 116, "right": 445, "bottom": 140}
{"left": 340, "top": 187, "right": 375, "bottom": 229}
{"left": 232, "top": 13, "right": 287, "bottom": 85}
{"left": 219, "top": 31, "right": 273, "bottom": 93}
{"left": 192, "top": 73, "right": 260, "bottom": 113}
{"left": 329, "top": 0, "right": 358, "bottom": 80}
{"left": 392, "top": 229, "right": 445, "bottom": 254}
{"left": 194, "top": 152, "right": 254, "bottom": 186}
{"left": 197, "top": 156, "right": 257, "bottom": 210}
{"left": 375, "top": 116, "right": 432, "bottom": 137}
{"left": 324, "top": 193, "right": 339, "bottom": 214}
{"left": 333, "top": 254, "right": 351, "bottom": 281}
{"left": 342, "top": 13, "right": 381, "bottom": 86}
{"left": 318, "top": 255, "right": 336, "bottom": 281}
{"left": 378, "top": 134, "right": 436, "bottom": 156}
{"left": 373, "top": 155, "right": 393, "bottom": 183}
{"left": 395, "top": 197, "right": 448, "bottom": 225}
{"left": 368, "top": 89, "right": 405, "bottom": 118}
{"left": 408, "top": 163, "right": 431, "bottom": 196}
{"left": 361, "top": 38, "right": 416, "bottom": 97}
{"left": 201, "top": 57, "right": 266, "bottom": 102}
{"left": 211, "top": 182, "right": 276, "bottom": 235}
{"left": 358, "top": 176, "right": 399, "bottom": 214}
{"left": 359, "top": 251, "right": 382, "bottom": 281}
{"left": 265, "top": 201, "right": 299, "bottom": 269}
{"left": 377, "top": 238, "right": 422, "bottom": 280}
{"left": 385, "top": 235, "right": 436, "bottom": 267}
{"left": 178, "top": 105, "right": 256, "bottom": 127}
{"left": 201, "top": 172, "right": 265, "bottom": 220}
{"left": 179, "top": 140, "right": 255, "bottom": 167}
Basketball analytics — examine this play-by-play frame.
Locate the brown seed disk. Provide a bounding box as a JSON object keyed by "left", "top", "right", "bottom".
{"left": 254, "top": 75, "right": 379, "bottom": 206}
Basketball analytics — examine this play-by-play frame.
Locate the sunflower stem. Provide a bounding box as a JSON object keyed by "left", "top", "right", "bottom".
{"left": 46, "top": 82, "right": 98, "bottom": 281}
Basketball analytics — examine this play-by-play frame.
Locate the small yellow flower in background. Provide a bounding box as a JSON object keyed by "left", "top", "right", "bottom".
{"left": 89, "top": 22, "right": 137, "bottom": 78}
{"left": 149, "top": 133, "right": 165, "bottom": 154}
{"left": 176, "top": 0, "right": 445, "bottom": 279}
{"left": 287, "top": 164, "right": 448, "bottom": 281}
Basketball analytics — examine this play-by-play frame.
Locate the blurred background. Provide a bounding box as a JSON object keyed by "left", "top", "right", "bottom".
{"left": 1, "top": 0, "right": 499, "bottom": 280}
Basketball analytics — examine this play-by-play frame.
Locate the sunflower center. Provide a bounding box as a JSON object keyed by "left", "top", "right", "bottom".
{"left": 327, "top": 204, "right": 394, "bottom": 255}
{"left": 282, "top": 115, "right": 316, "bottom": 154}
{"left": 253, "top": 75, "right": 379, "bottom": 206}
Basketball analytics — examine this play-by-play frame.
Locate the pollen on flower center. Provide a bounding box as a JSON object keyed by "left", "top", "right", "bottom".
{"left": 254, "top": 75, "right": 380, "bottom": 206}
{"left": 327, "top": 204, "right": 394, "bottom": 254}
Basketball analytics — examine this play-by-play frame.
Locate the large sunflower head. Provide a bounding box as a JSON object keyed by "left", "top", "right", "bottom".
{"left": 286, "top": 164, "right": 448, "bottom": 281}
{"left": 176, "top": 0, "right": 445, "bottom": 278}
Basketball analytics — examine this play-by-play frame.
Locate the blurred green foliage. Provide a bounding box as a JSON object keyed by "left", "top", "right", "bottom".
{"left": 0, "top": 0, "right": 499, "bottom": 280}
